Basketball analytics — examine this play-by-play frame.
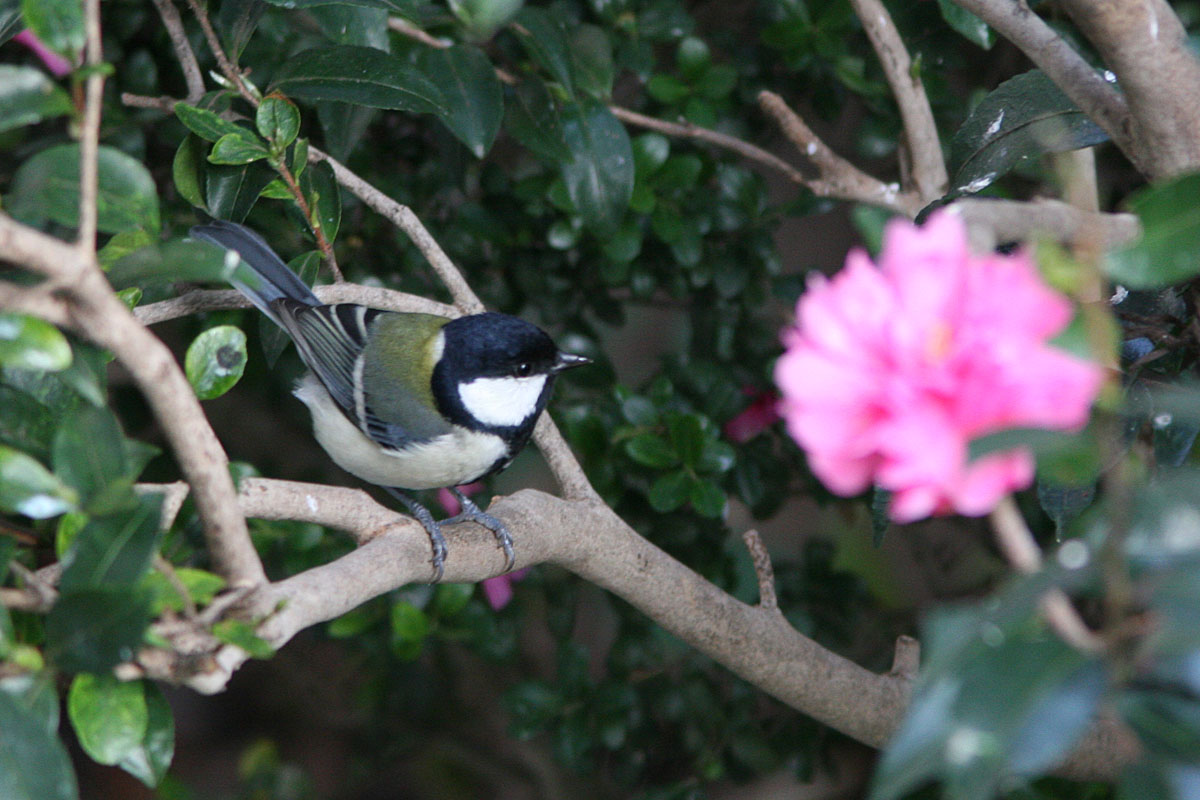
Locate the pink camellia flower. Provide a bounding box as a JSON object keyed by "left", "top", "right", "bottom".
{"left": 723, "top": 387, "right": 781, "bottom": 444}
{"left": 774, "top": 210, "right": 1105, "bottom": 522}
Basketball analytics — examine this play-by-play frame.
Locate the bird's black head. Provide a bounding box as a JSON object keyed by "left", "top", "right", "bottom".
{"left": 431, "top": 313, "right": 589, "bottom": 439}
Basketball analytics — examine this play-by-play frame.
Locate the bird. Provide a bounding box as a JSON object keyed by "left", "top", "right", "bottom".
{"left": 190, "top": 220, "right": 590, "bottom": 580}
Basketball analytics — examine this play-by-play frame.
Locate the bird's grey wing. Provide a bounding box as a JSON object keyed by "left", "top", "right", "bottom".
{"left": 279, "top": 302, "right": 449, "bottom": 449}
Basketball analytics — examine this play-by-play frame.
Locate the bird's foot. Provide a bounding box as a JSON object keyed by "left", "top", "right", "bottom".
{"left": 443, "top": 487, "right": 515, "bottom": 573}
{"left": 385, "top": 488, "right": 447, "bottom": 582}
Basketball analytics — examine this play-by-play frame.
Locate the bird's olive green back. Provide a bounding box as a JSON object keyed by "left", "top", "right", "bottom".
{"left": 361, "top": 313, "right": 452, "bottom": 442}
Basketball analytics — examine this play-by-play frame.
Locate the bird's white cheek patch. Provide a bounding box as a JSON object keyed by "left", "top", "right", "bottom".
{"left": 458, "top": 375, "right": 547, "bottom": 427}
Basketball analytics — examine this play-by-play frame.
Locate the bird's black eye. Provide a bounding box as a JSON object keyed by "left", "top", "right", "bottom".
{"left": 515, "top": 362, "right": 533, "bottom": 378}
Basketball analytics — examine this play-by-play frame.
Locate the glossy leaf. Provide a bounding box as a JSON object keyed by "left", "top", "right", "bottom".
{"left": 108, "top": 238, "right": 235, "bottom": 288}
{"left": 936, "top": 0, "right": 993, "bottom": 50}
{"left": 45, "top": 586, "right": 153, "bottom": 672}
{"left": 0, "top": 689, "right": 77, "bottom": 800}
{"left": 51, "top": 403, "right": 139, "bottom": 515}
{"left": 649, "top": 469, "right": 691, "bottom": 512}
{"left": 0, "top": 313, "right": 72, "bottom": 372}
{"left": 216, "top": 0, "right": 266, "bottom": 60}
{"left": 571, "top": 24, "right": 614, "bottom": 99}
{"left": 689, "top": 479, "right": 725, "bottom": 518}
{"left": 416, "top": 44, "right": 503, "bottom": 158}
{"left": 300, "top": 159, "right": 341, "bottom": 243}
{"left": 20, "top": 0, "right": 83, "bottom": 56}
{"left": 207, "top": 131, "right": 271, "bottom": 165}
{"left": 513, "top": 7, "right": 576, "bottom": 96}
{"left": 68, "top": 674, "right": 149, "bottom": 765}
{"left": 947, "top": 70, "right": 1108, "bottom": 197}
{"left": 559, "top": 98, "right": 634, "bottom": 235}
{"left": 185, "top": 325, "right": 248, "bottom": 400}
{"left": 205, "top": 161, "right": 276, "bottom": 222}
{"left": 117, "top": 683, "right": 173, "bottom": 787}
{"left": 173, "top": 103, "right": 246, "bottom": 142}
{"left": 0, "top": 444, "right": 78, "bottom": 519}
{"left": 256, "top": 94, "right": 301, "bottom": 150}
{"left": 505, "top": 79, "right": 571, "bottom": 163}
{"left": 270, "top": 45, "right": 445, "bottom": 115}
{"left": 9, "top": 144, "right": 161, "bottom": 234}
{"left": 1106, "top": 173, "right": 1200, "bottom": 289}
{"left": 171, "top": 134, "right": 208, "bottom": 210}
{"left": 59, "top": 494, "right": 163, "bottom": 590}
{"left": 0, "top": 65, "right": 72, "bottom": 133}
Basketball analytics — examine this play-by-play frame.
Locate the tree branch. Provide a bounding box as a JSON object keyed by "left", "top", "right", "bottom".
{"left": 948, "top": 197, "right": 1140, "bottom": 253}
{"left": 150, "top": 0, "right": 205, "bottom": 102}
{"left": 76, "top": 0, "right": 105, "bottom": 252}
{"left": 0, "top": 216, "right": 266, "bottom": 587}
{"left": 847, "top": 0, "right": 947, "bottom": 200}
{"left": 1057, "top": 0, "right": 1200, "bottom": 178}
{"left": 128, "top": 477, "right": 1138, "bottom": 779}
{"left": 949, "top": 0, "right": 1145, "bottom": 174}
{"left": 758, "top": 90, "right": 923, "bottom": 217}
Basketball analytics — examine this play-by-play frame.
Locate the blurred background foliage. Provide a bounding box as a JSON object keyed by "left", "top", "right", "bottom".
{"left": 5, "top": 0, "right": 1200, "bottom": 798}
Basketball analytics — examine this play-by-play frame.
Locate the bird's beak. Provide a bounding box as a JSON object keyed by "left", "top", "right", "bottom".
{"left": 552, "top": 352, "right": 591, "bottom": 372}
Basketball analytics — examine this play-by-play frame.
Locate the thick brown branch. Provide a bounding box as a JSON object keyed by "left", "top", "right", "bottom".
{"left": 134, "top": 285, "right": 457, "bottom": 326}
{"left": 1057, "top": 0, "right": 1200, "bottom": 178}
{"left": 848, "top": 0, "right": 948, "bottom": 200}
{"left": 131, "top": 478, "right": 1138, "bottom": 779}
{"left": 949, "top": 197, "right": 1140, "bottom": 253}
{"left": 949, "top": 0, "right": 1144, "bottom": 174}
{"left": 0, "top": 216, "right": 266, "bottom": 587}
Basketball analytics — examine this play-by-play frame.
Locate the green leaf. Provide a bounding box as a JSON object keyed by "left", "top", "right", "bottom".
{"left": 0, "top": 313, "right": 72, "bottom": 372}
{"left": 648, "top": 469, "right": 691, "bottom": 512}
{"left": 559, "top": 98, "right": 634, "bottom": 235}
{"left": 632, "top": 132, "right": 670, "bottom": 176}
{"left": 0, "top": 66, "right": 73, "bottom": 133}
{"left": 20, "top": 0, "right": 83, "bottom": 57}
{"left": 97, "top": 228, "right": 154, "bottom": 270}
{"left": 1106, "top": 172, "right": 1200, "bottom": 289}
{"left": 216, "top": 0, "right": 265, "bottom": 60}
{"left": 68, "top": 673, "right": 149, "bottom": 765}
{"left": 51, "top": 403, "right": 140, "bottom": 515}
{"left": 390, "top": 601, "right": 428, "bottom": 660}
{"left": 140, "top": 567, "right": 226, "bottom": 615}
{"left": 505, "top": 79, "right": 571, "bottom": 163}
{"left": 448, "top": 0, "right": 524, "bottom": 40}
{"left": 0, "top": 444, "right": 77, "bottom": 518}
{"left": 46, "top": 586, "right": 153, "bottom": 672}
{"left": 300, "top": 159, "right": 341, "bottom": 243}
{"left": 185, "top": 325, "right": 248, "bottom": 401}
{"left": 59, "top": 494, "right": 163, "bottom": 590}
{"left": 666, "top": 412, "right": 704, "bottom": 468}
{"left": 108, "top": 238, "right": 235, "bottom": 289}
{"left": 513, "top": 7, "right": 576, "bottom": 96}
{"left": 948, "top": 70, "right": 1108, "bottom": 196}
{"left": 205, "top": 161, "right": 277, "bottom": 222}
{"left": 207, "top": 131, "right": 271, "bottom": 165}
{"left": 646, "top": 73, "right": 690, "bottom": 104}
{"left": 173, "top": 103, "right": 246, "bottom": 142}
{"left": 116, "top": 682, "right": 174, "bottom": 787}
{"left": 571, "top": 24, "right": 614, "bottom": 99}
{"left": 9, "top": 144, "right": 161, "bottom": 234}
{"left": 689, "top": 479, "right": 725, "bottom": 518}
{"left": 416, "top": 44, "right": 503, "bottom": 158}
{"left": 256, "top": 94, "right": 301, "bottom": 150}
{"left": 0, "top": 689, "right": 78, "bottom": 800}
{"left": 937, "top": 0, "right": 993, "bottom": 49}
{"left": 270, "top": 45, "right": 445, "bottom": 115}
{"left": 212, "top": 619, "right": 275, "bottom": 659}
{"left": 431, "top": 582, "right": 475, "bottom": 617}
{"left": 262, "top": 0, "right": 404, "bottom": 7}
{"left": 624, "top": 433, "right": 677, "bottom": 468}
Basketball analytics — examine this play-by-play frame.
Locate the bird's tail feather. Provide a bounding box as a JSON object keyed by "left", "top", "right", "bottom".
{"left": 190, "top": 220, "right": 320, "bottom": 325}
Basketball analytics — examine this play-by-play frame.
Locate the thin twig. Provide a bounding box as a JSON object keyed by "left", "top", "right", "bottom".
{"left": 758, "top": 90, "right": 923, "bottom": 216}
{"left": 154, "top": 554, "right": 199, "bottom": 618}
{"left": 150, "top": 0, "right": 205, "bottom": 102}
{"left": 76, "top": 0, "right": 105, "bottom": 251}
{"left": 990, "top": 496, "right": 1104, "bottom": 653}
{"left": 307, "top": 145, "right": 487, "bottom": 314}
{"left": 740, "top": 529, "right": 780, "bottom": 613}
{"left": 184, "top": 0, "right": 256, "bottom": 103}
{"left": 386, "top": 16, "right": 453, "bottom": 49}
{"left": 847, "top": 0, "right": 947, "bottom": 200}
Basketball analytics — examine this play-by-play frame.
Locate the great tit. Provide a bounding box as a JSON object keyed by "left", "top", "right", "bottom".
{"left": 190, "top": 220, "right": 589, "bottom": 580}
